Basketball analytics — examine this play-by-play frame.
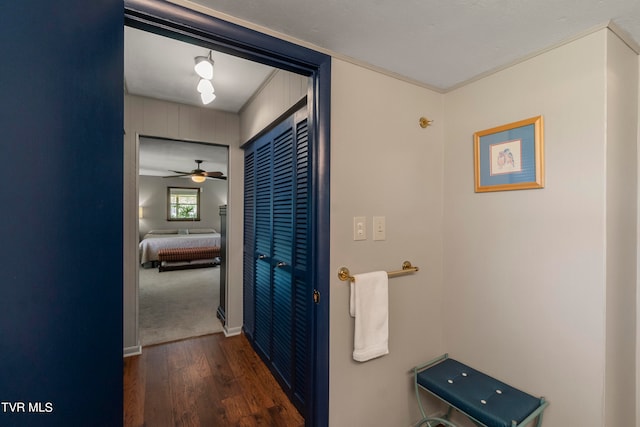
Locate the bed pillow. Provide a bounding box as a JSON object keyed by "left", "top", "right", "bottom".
{"left": 188, "top": 228, "right": 216, "bottom": 234}
{"left": 148, "top": 229, "right": 178, "bottom": 234}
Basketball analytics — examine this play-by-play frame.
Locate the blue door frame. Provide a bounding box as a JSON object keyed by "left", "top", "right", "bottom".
{"left": 124, "top": 1, "right": 331, "bottom": 425}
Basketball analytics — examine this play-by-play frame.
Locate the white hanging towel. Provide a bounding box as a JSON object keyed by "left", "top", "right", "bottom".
{"left": 350, "top": 271, "right": 389, "bottom": 362}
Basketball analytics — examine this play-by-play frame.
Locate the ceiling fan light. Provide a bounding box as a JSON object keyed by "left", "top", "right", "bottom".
{"left": 201, "top": 91, "right": 216, "bottom": 105}
{"left": 191, "top": 174, "right": 207, "bottom": 183}
{"left": 194, "top": 55, "right": 214, "bottom": 79}
{"left": 196, "top": 78, "right": 214, "bottom": 94}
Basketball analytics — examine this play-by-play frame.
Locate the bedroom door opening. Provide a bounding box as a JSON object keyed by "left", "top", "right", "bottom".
{"left": 124, "top": 1, "right": 330, "bottom": 425}
{"left": 137, "top": 136, "right": 228, "bottom": 346}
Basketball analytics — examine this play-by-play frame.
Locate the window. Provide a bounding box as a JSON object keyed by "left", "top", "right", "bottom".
{"left": 167, "top": 187, "right": 201, "bottom": 221}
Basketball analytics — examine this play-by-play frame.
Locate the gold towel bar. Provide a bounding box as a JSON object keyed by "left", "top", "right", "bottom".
{"left": 338, "top": 261, "right": 419, "bottom": 283}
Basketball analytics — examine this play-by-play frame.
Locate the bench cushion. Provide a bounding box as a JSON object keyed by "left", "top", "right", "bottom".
{"left": 157, "top": 246, "right": 220, "bottom": 262}
{"left": 417, "top": 358, "right": 541, "bottom": 427}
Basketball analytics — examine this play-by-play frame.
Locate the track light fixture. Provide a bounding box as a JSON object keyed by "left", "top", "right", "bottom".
{"left": 194, "top": 51, "right": 216, "bottom": 105}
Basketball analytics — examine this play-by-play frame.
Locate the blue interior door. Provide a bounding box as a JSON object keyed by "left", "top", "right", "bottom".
{"left": 0, "top": 2, "right": 123, "bottom": 426}
{"left": 243, "top": 104, "right": 311, "bottom": 416}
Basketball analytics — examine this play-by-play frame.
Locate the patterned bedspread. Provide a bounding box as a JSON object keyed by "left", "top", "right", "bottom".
{"left": 139, "top": 233, "right": 221, "bottom": 264}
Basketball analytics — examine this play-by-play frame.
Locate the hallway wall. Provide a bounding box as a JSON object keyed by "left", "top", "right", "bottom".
{"left": 239, "top": 69, "right": 308, "bottom": 142}
{"left": 123, "top": 94, "right": 240, "bottom": 350}
{"left": 329, "top": 58, "right": 446, "bottom": 426}
{"left": 443, "top": 29, "right": 638, "bottom": 426}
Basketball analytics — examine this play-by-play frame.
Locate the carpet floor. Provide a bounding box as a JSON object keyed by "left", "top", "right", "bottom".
{"left": 139, "top": 266, "right": 223, "bottom": 346}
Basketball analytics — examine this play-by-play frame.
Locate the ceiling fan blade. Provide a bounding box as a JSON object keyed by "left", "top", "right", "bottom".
{"left": 163, "top": 163, "right": 226, "bottom": 180}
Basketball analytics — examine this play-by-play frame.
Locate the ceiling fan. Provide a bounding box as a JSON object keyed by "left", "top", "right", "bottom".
{"left": 163, "top": 160, "right": 227, "bottom": 182}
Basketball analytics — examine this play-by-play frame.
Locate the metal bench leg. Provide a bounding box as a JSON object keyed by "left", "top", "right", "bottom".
{"left": 414, "top": 368, "right": 427, "bottom": 420}
{"left": 416, "top": 417, "right": 458, "bottom": 427}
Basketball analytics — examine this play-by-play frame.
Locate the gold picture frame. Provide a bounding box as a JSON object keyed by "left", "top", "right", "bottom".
{"left": 473, "top": 116, "right": 544, "bottom": 193}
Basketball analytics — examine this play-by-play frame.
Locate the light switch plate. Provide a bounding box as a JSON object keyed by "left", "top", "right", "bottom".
{"left": 373, "top": 216, "right": 386, "bottom": 241}
{"left": 353, "top": 216, "right": 367, "bottom": 241}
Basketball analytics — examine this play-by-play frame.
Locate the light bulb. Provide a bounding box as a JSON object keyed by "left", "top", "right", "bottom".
{"left": 201, "top": 91, "right": 216, "bottom": 105}
{"left": 194, "top": 56, "right": 214, "bottom": 80}
{"left": 196, "top": 78, "right": 214, "bottom": 94}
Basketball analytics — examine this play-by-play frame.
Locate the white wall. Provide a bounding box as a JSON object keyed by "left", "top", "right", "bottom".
{"left": 604, "top": 30, "right": 638, "bottom": 426}
{"left": 138, "top": 175, "right": 227, "bottom": 238}
{"left": 239, "top": 69, "right": 308, "bottom": 142}
{"left": 329, "top": 58, "right": 445, "bottom": 426}
{"left": 443, "top": 29, "right": 637, "bottom": 426}
{"left": 123, "top": 94, "right": 241, "bottom": 350}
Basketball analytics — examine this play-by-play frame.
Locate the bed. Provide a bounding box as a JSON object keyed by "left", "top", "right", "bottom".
{"left": 139, "top": 229, "right": 221, "bottom": 265}
{"left": 413, "top": 354, "right": 548, "bottom": 427}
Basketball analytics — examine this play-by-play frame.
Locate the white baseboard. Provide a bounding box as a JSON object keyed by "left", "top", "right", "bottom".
{"left": 123, "top": 344, "right": 142, "bottom": 357}
{"left": 223, "top": 325, "right": 242, "bottom": 337}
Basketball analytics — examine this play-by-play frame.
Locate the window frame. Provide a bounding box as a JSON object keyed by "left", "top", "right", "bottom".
{"left": 167, "top": 186, "right": 201, "bottom": 221}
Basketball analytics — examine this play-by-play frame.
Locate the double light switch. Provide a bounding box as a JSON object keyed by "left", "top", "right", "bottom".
{"left": 353, "top": 216, "right": 386, "bottom": 241}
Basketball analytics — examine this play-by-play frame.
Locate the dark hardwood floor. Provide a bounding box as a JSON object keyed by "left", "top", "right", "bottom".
{"left": 124, "top": 333, "right": 304, "bottom": 427}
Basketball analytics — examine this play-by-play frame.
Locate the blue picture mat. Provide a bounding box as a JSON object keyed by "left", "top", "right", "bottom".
{"left": 479, "top": 124, "right": 536, "bottom": 186}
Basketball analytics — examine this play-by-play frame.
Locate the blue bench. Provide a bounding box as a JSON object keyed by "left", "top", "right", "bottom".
{"left": 413, "top": 354, "right": 548, "bottom": 427}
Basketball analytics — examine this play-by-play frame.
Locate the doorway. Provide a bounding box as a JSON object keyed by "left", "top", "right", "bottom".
{"left": 138, "top": 137, "right": 228, "bottom": 346}
{"left": 124, "top": 1, "right": 331, "bottom": 425}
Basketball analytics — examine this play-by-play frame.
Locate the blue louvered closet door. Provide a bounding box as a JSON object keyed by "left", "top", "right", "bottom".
{"left": 243, "top": 104, "right": 311, "bottom": 417}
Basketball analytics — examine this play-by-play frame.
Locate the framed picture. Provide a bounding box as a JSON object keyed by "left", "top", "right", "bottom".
{"left": 473, "top": 116, "right": 544, "bottom": 192}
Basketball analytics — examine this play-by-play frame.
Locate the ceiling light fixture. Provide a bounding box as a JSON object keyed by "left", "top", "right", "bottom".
{"left": 194, "top": 51, "right": 214, "bottom": 80}
{"left": 191, "top": 174, "right": 207, "bottom": 183}
{"left": 194, "top": 51, "right": 216, "bottom": 105}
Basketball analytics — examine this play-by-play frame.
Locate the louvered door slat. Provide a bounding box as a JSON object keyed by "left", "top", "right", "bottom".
{"left": 271, "top": 126, "right": 294, "bottom": 386}
{"left": 293, "top": 118, "right": 310, "bottom": 407}
{"left": 243, "top": 151, "right": 256, "bottom": 336}
{"left": 254, "top": 142, "right": 273, "bottom": 357}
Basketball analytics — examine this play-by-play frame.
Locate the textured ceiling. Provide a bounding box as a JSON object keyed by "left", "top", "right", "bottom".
{"left": 125, "top": 26, "right": 275, "bottom": 112}
{"left": 183, "top": 0, "right": 640, "bottom": 91}
{"left": 125, "top": 27, "right": 273, "bottom": 175}
{"left": 131, "top": 1, "right": 640, "bottom": 175}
